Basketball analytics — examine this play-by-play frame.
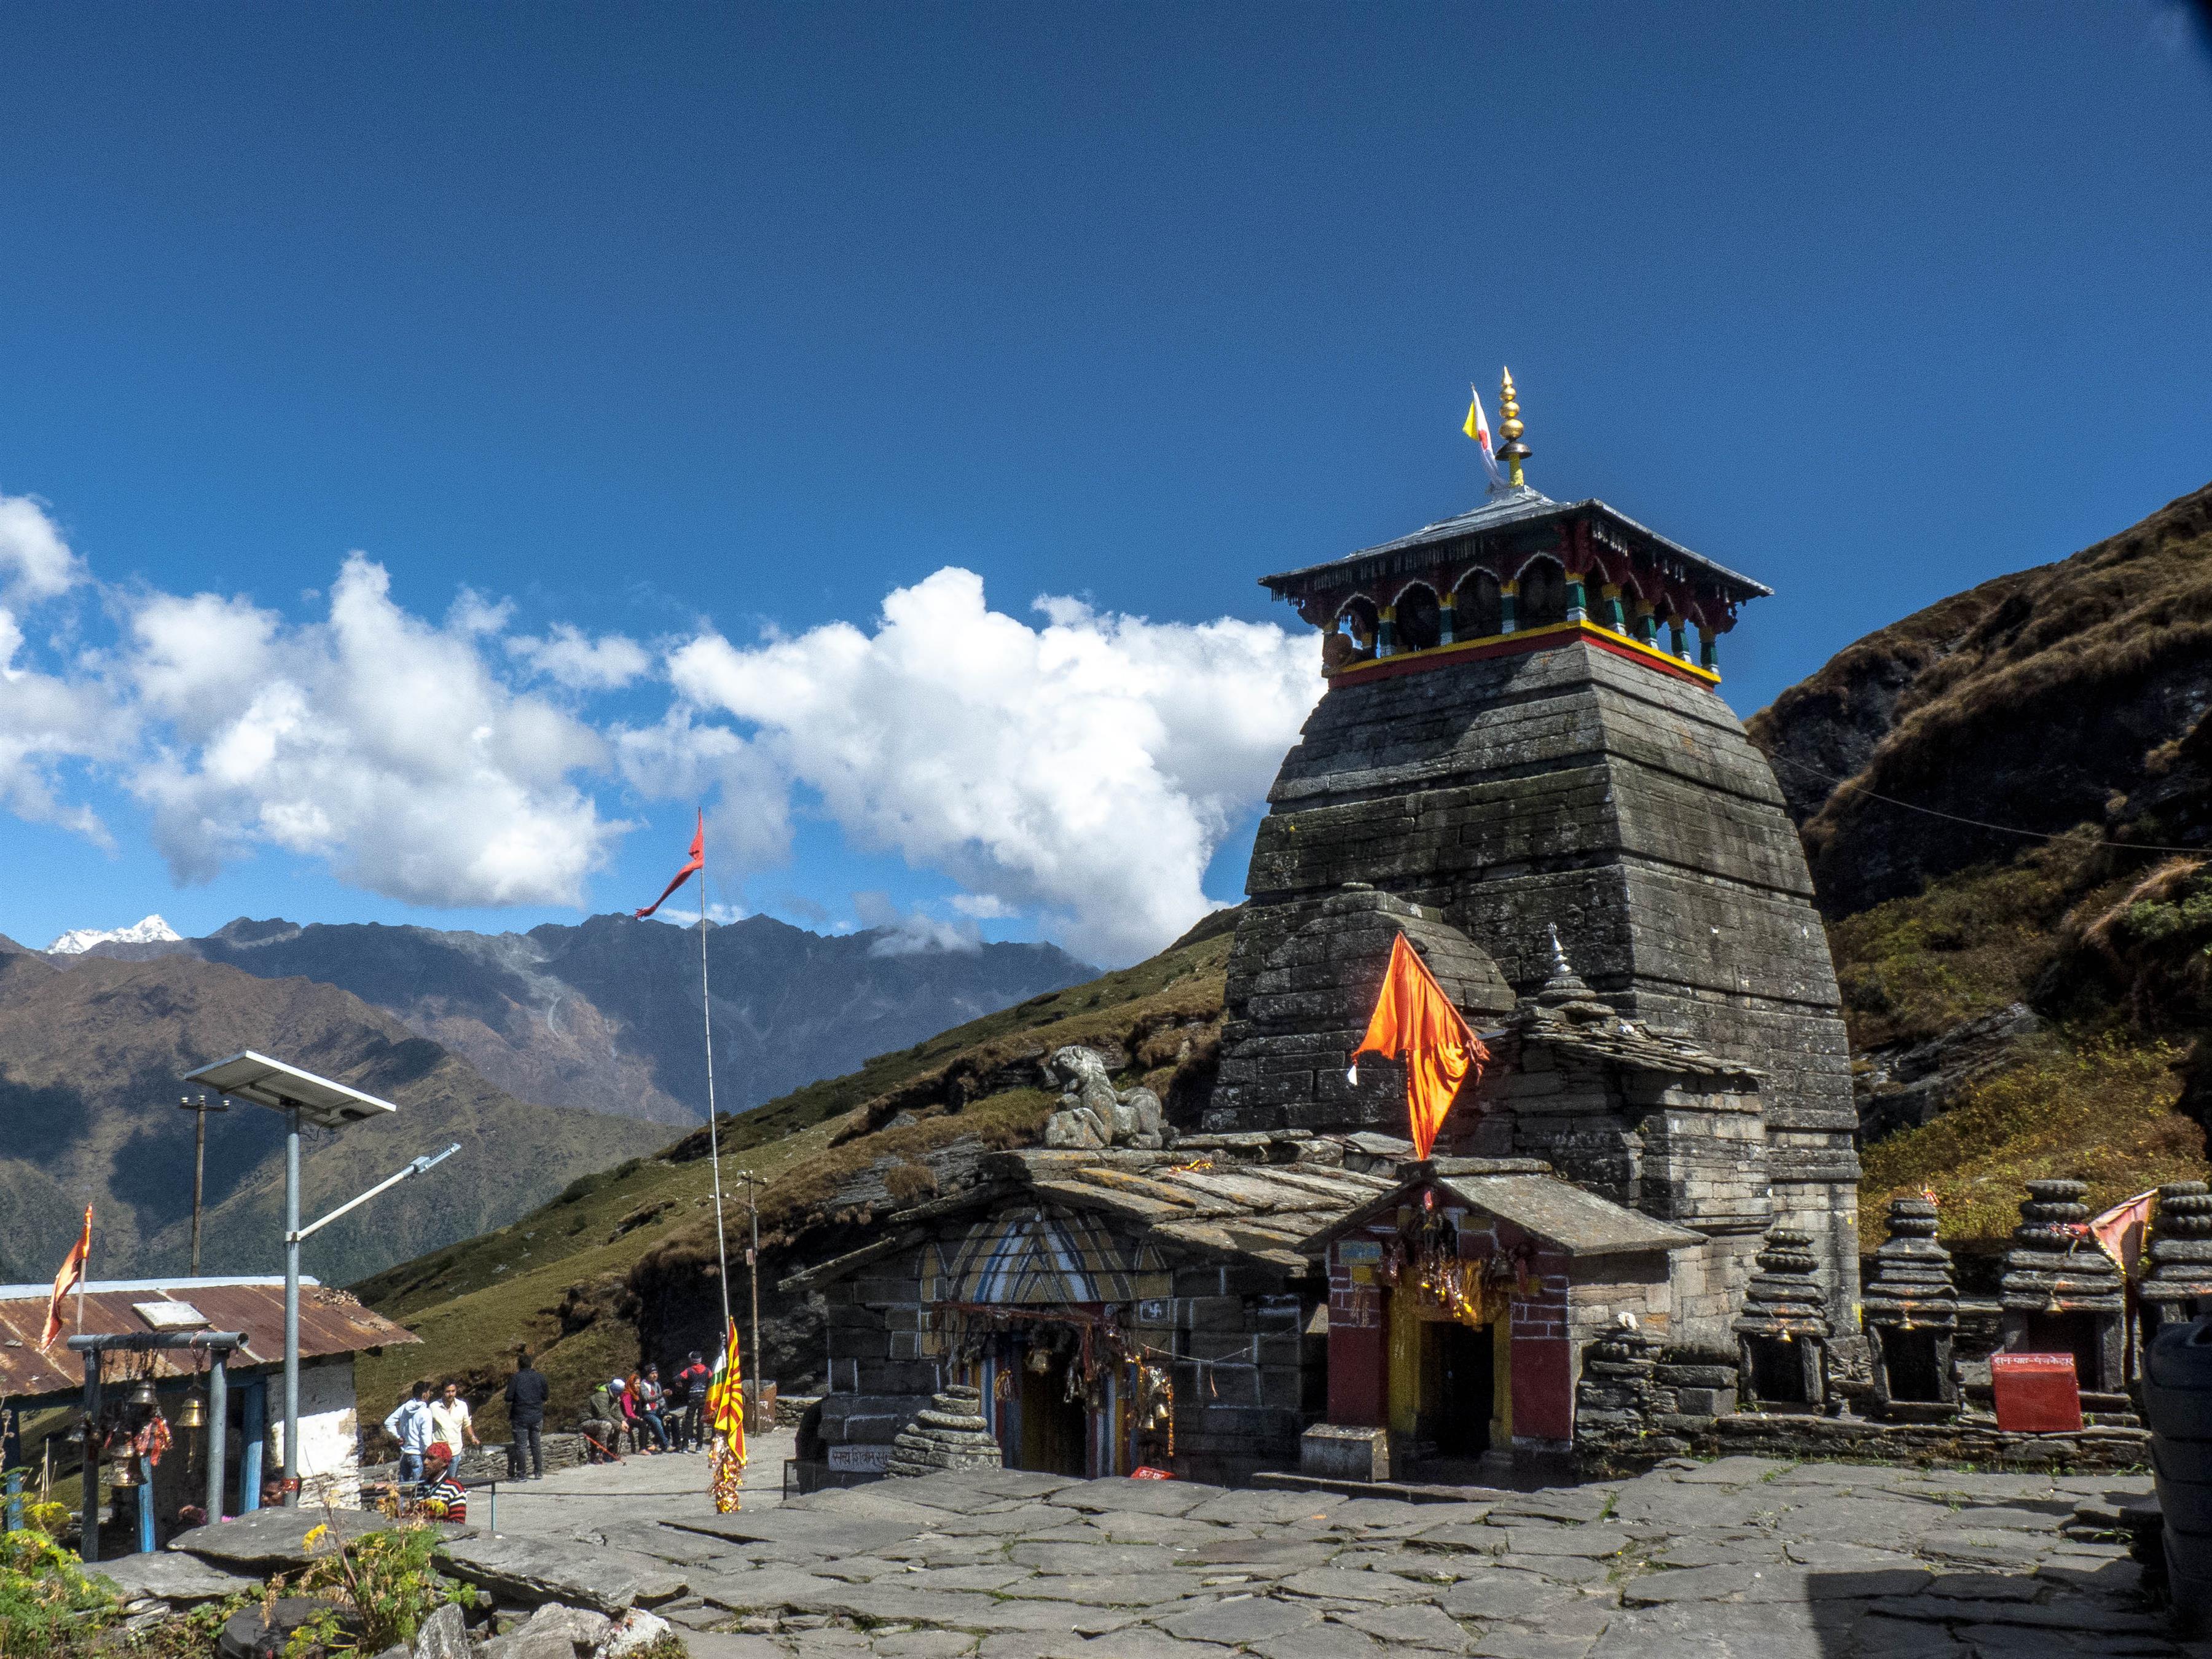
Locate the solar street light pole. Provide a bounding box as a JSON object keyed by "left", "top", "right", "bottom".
{"left": 284, "top": 1104, "right": 300, "bottom": 1503}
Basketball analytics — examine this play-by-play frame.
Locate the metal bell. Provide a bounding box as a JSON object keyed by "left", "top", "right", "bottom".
{"left": 178, "top": 1392, "right": 208, "bottom": 1430}
{"left": 109, "top": 1451, "right": 141, "bottom": 1487}
{"left": 128, "top": 1378, "right": 159, "bottom": 1411}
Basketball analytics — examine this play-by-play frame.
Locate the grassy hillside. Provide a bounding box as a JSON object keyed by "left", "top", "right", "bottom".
{"left": 1836, "top": 831, "right": 2212, "bottom": 1256}
{"left": 352, "top": 909, "right": 1237, "bottom": 1441}
{"left": 0, "top": 951, "right": 662, "bottom": 1287}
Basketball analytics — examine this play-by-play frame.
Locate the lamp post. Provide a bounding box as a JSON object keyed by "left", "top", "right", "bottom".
{"left": 181, "top": 1053, "right": 401, "bottom": 1505}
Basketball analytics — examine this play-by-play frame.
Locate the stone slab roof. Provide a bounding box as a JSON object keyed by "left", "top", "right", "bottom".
{"left": 1298, "top": 1169, "right": 1705, "bottom": 1260}
{"left": 785, "top": 1140, "right": 1405, "bottom": 1290}
{"left": 1513, "top": 1004, "right": 1767, "bottom": 1082}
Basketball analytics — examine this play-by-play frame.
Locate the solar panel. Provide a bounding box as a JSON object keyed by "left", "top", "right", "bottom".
{"left": 181, "top": 1051, "right": 399, "bottom": 1129}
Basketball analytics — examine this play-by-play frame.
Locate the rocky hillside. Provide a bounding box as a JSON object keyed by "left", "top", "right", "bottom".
{"left": 349, "top": 909, "right": 1237, "bottom": 1440}
{"left": 1750, "top": 480, "right": 2212, "bottom": 1258}
{"left": 63, "top": 912, "right": 1096, "bottom": 1126}
{"left": 0, "top": 949, "right": 663, "bottom": 1287}
{"left": 1750, "top": 481, "right": 2212, "bottom": 916}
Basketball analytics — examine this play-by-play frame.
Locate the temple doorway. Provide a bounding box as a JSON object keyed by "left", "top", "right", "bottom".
{"left": 1016, "top": 1347, "right": 1089, "bottom": 1477}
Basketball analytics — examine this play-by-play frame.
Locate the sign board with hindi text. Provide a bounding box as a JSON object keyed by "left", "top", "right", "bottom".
{"left": 1991, "top": 1351, "right": 2083, "bottom": 1433}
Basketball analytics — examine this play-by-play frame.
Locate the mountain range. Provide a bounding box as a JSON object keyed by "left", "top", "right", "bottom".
{"left": 1, "top": 912, "right": 1095, "bottom": 1287}
{"left": 55, "top": 912, "right": 1097, "bottom": 1126}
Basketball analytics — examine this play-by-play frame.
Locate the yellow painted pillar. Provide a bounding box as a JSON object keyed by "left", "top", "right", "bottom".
{"left": 1387, "top": 1290, "right": 1422, "bottom": 1448}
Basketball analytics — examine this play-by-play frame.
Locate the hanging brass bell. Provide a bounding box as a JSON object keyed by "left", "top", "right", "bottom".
{"left": 128, "top": 1378, "right": 159, "bottom": 1411}
{"left": 178, "top": 1392, "right": 208, "bottom": 1430}
{"left": 109, "top": 1451, "right": 141, "bottom": 1488}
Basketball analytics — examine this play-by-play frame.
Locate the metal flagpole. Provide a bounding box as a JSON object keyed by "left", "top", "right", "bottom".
{"left": 697, "top": 823, "right": 734, "bottom": 1338}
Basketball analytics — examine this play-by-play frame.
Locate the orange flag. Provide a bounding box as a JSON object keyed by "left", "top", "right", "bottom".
{"left": 1349, "top": 934, "right": 1488, "bottom": 1159}
{"left": 37, "top": 1204, "right": 92, "bottom": 1352}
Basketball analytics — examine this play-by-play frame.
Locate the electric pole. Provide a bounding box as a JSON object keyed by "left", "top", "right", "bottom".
{"left": 177, "top": 1093, "right": 229, "bottom": 1276}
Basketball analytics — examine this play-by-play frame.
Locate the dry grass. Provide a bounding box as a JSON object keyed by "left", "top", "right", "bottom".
{"left": 1858, "top": 1033, "right": 2206, "bottom": 1253}
{"left": 1826, "top": 835, "right": 2112, "bottom": 1049}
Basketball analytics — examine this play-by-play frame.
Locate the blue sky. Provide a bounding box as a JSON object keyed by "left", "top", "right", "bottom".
{"left": 1, "top": 2, "right": 2206, "bottom": 963}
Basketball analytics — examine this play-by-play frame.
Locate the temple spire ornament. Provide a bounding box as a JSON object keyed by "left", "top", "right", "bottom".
{"left": 1497, "top": 367, "right": 1530, "bottom": 490}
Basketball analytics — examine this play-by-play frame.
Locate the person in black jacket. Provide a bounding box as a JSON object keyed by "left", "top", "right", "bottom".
{"left": 504, "top": 1352, "right": 551, "bottom": 1480}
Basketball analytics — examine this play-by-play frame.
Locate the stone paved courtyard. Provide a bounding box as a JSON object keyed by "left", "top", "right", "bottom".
{"left": 599, "top": 1455, "right": 2174, "bottom": 1659}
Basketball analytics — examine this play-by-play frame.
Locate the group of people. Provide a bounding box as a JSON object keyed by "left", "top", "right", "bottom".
{"left": 581, "top": 1354, "right": 713, "bottom": 1459}
{"left": 380, "top": 1353, "right": 554, "bottom": 1517}
{"left": 379, "top": 1348, "right": 717, "bottom": 1496}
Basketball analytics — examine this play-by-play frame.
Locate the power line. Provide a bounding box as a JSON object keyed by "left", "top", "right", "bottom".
{"left": 1768, "top": 752, "right": 2209, "bottom": 857}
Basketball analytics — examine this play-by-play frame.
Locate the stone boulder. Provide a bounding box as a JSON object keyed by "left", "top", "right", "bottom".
{"left": 93, "top": 1549, "right": 259, "bottom": 1608}
{"left": 482, "top": 1601, "right": 612, "bottom": 1659}
{"left": 438, "top": 1534, "right": 686, "bottom": 1615}
{"left": 415, "top": 1601, "right": 472, "bottom": 1659}
{"left": 596, "top": 1609, "right": 673, "bottom": 1658}
{"left": 217, "top": 1596, "right": 352, "bottom": 1659}
{"left": 172, "top": 1505, "right": 472, "bottom": 1573}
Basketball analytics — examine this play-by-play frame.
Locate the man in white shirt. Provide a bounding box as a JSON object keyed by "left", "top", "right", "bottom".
{"left": 382, "top": 1381, "right": 436, "bottom": 1485}
{"left": 429, "top": 1380, "right": 480, "bottom": 1456}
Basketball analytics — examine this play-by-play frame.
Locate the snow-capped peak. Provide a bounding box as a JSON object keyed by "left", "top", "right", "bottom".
{"left": 46, "top": 914, "right": 185, "bottom": 954}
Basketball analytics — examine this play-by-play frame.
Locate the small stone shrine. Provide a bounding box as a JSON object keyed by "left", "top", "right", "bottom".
{"left": 885, "top": 1385, "right": 1004, "bottom": 1478}
{"left": 2140, "top": 1182, "right": 2212, "bottom": 1343}
{"left": 1999, "top": 1178, "right": 2127, "bottom": 1395}
{"left": 1860, "top": 1195, "right": 1960, "bottom": 1419}
{"left": 1732, "top": 1227, "right": 1832, "bottom": 1413}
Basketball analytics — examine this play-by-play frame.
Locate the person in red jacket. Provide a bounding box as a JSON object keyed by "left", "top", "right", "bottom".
{"left": 675, "top": 1351, "right": 712, "bottom": 1453}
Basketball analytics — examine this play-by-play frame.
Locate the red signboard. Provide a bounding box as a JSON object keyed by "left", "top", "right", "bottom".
{"left": 1991, "top": 1351, "right": 2084, "bottom": 1433}
{"left": 1130, "top": 1466, "right": 1176, "bottom": 1480}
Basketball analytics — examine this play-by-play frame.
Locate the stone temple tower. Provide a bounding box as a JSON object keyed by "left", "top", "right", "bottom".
{"left": 1209, "top": 375, "right": 1862, "bottom": 1310}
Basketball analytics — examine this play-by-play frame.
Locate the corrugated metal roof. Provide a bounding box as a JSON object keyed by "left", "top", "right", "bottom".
{"left": 1259, "top": 491, "right": 1773, "bottom": 601}
{"left": 0, "top": 1279, "right": 417, "bottom": 1401}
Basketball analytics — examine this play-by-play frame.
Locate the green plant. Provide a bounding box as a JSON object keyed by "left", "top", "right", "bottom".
{"left": 0, "top": 1527, "right": 120, "bottom": 1658}
{"left": 126, "top": 1593, "right": 256, "bottom": 1659}
{"left": 276, "top": 1522, "right": 476, "bottom": 1655}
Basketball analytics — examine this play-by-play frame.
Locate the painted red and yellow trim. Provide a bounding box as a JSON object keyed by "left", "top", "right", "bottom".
{"left": 1327, "top": 616, "right": 1722, "bottom": 689}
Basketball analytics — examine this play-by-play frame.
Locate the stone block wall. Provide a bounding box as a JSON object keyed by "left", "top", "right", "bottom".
{"left": 1222, "top": 636, "right": 1861, "bottom": 1308}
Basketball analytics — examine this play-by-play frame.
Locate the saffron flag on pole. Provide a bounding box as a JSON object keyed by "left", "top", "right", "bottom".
{"left": 704, "top": 1317, "right": 748, "bottom": 1511}
{"left": 635, "top": 812, "right": 707, "bottom": 920}
{"left": 1463, "top": 383, "right": 1505, "bottom": 489}
{"left": 2092, "top": 1189, "right": 2159, "bottom": 1276}
{"left": 37, "top": 1204, "right": 92, "bottom": 1352}
{"left": 1347, "top": 933, "right": 1488, "bottom": 1159}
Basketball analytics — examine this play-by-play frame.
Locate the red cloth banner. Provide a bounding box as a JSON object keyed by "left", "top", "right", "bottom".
{"left": 37, "top": 1204, "right": 92, "bottom": 1352}
{"left": 635, "top": 812, "right": 707, "bottom": 919}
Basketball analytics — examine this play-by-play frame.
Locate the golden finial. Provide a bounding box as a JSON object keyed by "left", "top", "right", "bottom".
{"left": 1497, "top": 367, "right": 1529, "bottom": 490}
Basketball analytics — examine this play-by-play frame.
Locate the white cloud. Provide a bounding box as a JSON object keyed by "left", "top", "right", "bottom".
{"left": 667, "top": 567, "right": 1321, "bottom": 963}
{"left": 0, "top": 493, "right": 85, "bottom": 602}
{"left": 126, "top": 555, "right": 622, "bottom": 906}
{"left": 852, "top": 889, "right": 982, "bottom": 956}
{"left": 508, "top": 622, "right": 652, "bottom": 691}
{"left": 0, "top": 487, "right": 1322, "bottom": 949}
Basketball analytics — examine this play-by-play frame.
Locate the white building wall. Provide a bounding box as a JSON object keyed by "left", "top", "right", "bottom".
{"left": 266, "top": 1357, "right": 361, "bottom": 1510}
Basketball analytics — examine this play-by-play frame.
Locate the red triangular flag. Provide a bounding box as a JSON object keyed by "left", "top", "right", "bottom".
{"left": 635, "top": 812, "right": 707, "bottom": 919}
